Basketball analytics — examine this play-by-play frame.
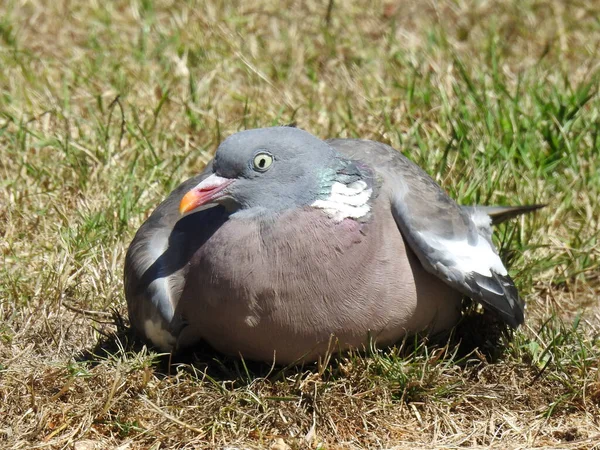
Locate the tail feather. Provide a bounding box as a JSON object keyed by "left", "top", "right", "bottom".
{"left": 463, "top": 204, "right": 546, "bottom": 226}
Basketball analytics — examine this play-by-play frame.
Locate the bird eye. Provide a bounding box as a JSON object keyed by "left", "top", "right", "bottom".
{"left": 252, "top": 152, "right": 273, "bottom": 172}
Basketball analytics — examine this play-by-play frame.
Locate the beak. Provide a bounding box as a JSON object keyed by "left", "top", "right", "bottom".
{"left": 179, "top": 174, "right": 234, "bottom": 214}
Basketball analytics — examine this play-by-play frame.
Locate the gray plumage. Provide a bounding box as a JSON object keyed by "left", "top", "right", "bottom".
{"left": 125, "top": 127, "right": 539, "bottom": 363}
{"left": 462, "top": 204, "right": 546, "bottom": 226}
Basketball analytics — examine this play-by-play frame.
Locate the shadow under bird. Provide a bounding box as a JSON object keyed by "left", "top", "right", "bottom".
{"left": 124, "top": 126, "right": 541, "bottom": 364}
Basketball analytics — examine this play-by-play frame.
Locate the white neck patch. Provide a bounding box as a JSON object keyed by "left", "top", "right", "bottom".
{"left": 311, "top": 180, "right": 373, "bottom": 222}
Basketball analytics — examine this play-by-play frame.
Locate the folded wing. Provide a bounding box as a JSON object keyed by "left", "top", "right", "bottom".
{"left": 327, "top": 139, "right": 525, "bottom": 327}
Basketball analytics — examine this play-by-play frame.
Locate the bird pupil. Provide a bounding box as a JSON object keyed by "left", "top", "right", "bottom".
{"left": 259, "top": 158, "right": 265, "bottom": 168}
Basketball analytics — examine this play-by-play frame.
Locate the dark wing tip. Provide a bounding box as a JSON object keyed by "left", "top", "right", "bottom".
{"left": 465, "top": 271, "right": 525, "bottom": 327}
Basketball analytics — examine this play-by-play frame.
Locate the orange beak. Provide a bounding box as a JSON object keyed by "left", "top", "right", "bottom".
{"left": 179, "top": 174, "right": 234, "bottom": 214}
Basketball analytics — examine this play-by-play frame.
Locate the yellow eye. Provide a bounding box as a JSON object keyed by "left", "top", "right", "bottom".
{"left": 253, "top": 152, "right": 273, "bottom": 172}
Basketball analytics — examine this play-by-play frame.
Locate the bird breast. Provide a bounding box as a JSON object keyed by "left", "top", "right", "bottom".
{"left": 176, "top": 199, "right": 460, "bottom": 363}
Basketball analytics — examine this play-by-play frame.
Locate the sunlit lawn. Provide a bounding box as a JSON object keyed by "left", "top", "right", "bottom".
{"left": 1, "top": 1, "right": 599, "bottom": 448}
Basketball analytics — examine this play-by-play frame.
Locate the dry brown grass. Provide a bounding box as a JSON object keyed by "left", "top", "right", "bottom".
{"left": 1, "top": 0, "right": 600, "bottom": 448}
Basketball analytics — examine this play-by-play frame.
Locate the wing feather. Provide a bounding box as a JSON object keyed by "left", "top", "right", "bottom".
{"left": 124, "top": 164, "right": 215, "bottom": 349}
{"left": 327, "top": 139, "right": 525, "bottom": 327}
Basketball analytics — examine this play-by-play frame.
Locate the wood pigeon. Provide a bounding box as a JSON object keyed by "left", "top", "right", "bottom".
{"left": 124, "top": 127, "right": 539, "bottom": 364}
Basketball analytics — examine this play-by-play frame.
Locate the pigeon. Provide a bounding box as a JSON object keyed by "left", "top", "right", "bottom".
{"left": 124, "top": 126, "right": 540, "bottom": 364}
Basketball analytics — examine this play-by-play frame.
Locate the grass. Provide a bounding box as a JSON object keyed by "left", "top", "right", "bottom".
{"left": 1, "top": 0, "right": 599, "bottom": 448}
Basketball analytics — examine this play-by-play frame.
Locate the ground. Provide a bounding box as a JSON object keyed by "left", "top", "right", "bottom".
{"left": 1, "top": 1, "right": 599, "bottom": 449}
